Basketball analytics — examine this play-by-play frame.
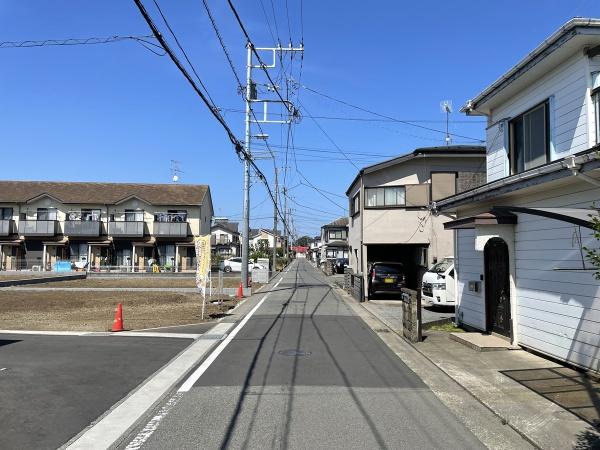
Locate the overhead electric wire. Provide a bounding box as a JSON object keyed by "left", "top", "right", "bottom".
{"left": 299, "top": 82, "right": 485, "bottom": 143}
{"left": 293, "top": 170, "right": 347, "bottom": 211}
{"left": 132, "top": 0, "right": 291, "bottom": 236}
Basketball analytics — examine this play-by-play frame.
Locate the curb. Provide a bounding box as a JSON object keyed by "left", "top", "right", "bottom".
{"left": 0, "top": 273, "right": 86, "bottom": 287}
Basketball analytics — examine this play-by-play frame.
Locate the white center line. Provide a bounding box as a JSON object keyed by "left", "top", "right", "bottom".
{"left": 178, "top": 276, "right": 283, "bottom": 392}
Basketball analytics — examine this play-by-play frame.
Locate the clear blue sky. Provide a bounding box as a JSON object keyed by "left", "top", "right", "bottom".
{"left": 1, "top": 1, "right": 599, "bottom": 236}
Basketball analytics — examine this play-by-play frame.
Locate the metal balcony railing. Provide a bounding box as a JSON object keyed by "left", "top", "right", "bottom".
{"left": 109, "top": 221, "right": 144, "bottom": 237}
{"left": 64, "top": 220, "right": 102, "bottom": 237}
{"left": 18, "top": 220, "right": 58, "bottom": 236}
{"left": 153, "top": 222, "right": 188, "bottom": 237}
{"left": 0, "top": 219, "right": 15, "bottom": 236}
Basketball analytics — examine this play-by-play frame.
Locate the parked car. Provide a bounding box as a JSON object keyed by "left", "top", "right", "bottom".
{"left": 367, "top": 262, "right": 406, "bottom": 298}
{"left": 219, "top": 257, "right": 265, "bottom": 273}
{"left": 335, "top": 257, "right": 349, "bottom": 274}
{"left": 421, "top": 257, "right": 455, "bottom": 307}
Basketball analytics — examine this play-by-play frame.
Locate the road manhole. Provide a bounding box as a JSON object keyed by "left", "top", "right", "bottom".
{"left": 278, "top": 349, "right": 311, "bottom": 357}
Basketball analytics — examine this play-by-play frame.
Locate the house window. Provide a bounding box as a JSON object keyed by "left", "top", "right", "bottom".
{"left": 125, "top": 209, "right": 144, "bottom": 222}
{"left": 350, "top": 192, "right": 360, "bottom": 216}
{"left": 365, "top": 186, "right": 406, "bottom": 207}
{"left": 81, "top": 209, "right": 101, "bottom": 221}
{"left": 37, "top": 208, "right": 57, "bottom": 221}
{"left": 0, "top": 207, "right": 13, "bottom": 220}
{"left": 592, "top": 72, "right": 600, "bottom": 145}
{"left": 328, "top": 229, "right": 347, "bottom": 240}
{"left": 509, "top": 100, "right": 549, "bottom": 174}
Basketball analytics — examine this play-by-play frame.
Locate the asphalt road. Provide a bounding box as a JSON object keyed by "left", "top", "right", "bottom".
{"left": 0, "top": 333, "right": 189, "bottom": 450}
{"left": 128, "top": 259, "right": 485, "bottom": 449}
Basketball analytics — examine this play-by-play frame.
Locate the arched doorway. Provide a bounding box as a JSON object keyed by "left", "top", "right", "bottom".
{"left": 484, "top": 237, "right": 511, "bottom": 338}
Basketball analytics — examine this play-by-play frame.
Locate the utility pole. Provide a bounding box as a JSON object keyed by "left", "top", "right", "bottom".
{"left": 272, "top": 167, "right": 278, "bottom": 272}
{"left": 241, "top": 42, "right": 253, "bottom": 288}
{"left": 241, "top": 43, "right": 303, "bottom": 285}
{"left": 283, "top": 186, "right": 288, "bottom": 260}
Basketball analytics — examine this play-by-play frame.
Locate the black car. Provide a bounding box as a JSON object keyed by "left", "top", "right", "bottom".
{"left": 367, "top": 262, "right": 406, "bottom": 297}
{"left": 335, "top": 258, "right": 349, "bottom": 274}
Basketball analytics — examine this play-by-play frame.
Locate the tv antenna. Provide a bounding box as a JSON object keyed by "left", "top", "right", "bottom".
{"left": 440, "top": 100, "right": 452, "bottom": 146}
{"left": 170, "top": 160, "right": 183, "bottom": 183}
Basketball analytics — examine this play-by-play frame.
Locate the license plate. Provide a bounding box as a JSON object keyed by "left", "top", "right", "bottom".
{"left": 384, "top": 278, "right": 394, "bottom": 283}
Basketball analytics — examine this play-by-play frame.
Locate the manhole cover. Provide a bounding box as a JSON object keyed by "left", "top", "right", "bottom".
{"left": 278, "top": 349, "right": 311, "bottom": 357}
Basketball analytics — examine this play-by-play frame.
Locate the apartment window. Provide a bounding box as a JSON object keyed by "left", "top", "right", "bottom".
{"left": 509, "top": 100, "right": 550, "bottom": 174}
{"left": 350, "top": 192, "right": 360, "bottom": 216}
{"left": 125, "top": 209, "right": 144, "bottom": 222}
{"left": 365, "top": 186, "right": 406, "bottom": 207}
{"left": 155, "top": 210, "right": 188, "bottom": 222}
{"left": 81, "top": 209, "right": 101, "bottom": 221}
{"left": 37, "top": 208, "right": 57, "bottom": 221}
{"left": 0, "top": 207, "right": 13, "bottom": 220}
{"left": 328, "top": 229, "right": 347, "bottom": 240}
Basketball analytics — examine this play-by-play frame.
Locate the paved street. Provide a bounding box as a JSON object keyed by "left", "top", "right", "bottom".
{"left": 125, "top": 259, "right": 485, "bottom": 449}
{"left": 0, "top": 333, "right": 190, "bottom": 450}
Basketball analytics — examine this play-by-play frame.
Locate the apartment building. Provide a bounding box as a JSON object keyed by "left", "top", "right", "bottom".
{"left": 0, "top": 181, "right": 213, "bottom": 272}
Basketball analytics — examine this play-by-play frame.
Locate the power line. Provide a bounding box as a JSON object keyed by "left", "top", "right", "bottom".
{"left": 0, "top": 34, "right": 165, "bottom": 55}
{"left": 299, "top": 82, "right": 485, "bottom": 143}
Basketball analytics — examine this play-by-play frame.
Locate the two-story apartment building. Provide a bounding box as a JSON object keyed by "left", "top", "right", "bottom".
{"left": 320, "top": 217, "right": 349, "bottom": 264}
{"left": 346, "top": 145, "right": 486, "bottom": 292}
{"left": 0, "top": 181, "right": 213, "bottom": 272}
{"left": 436, "top": 18, "right": 600, "bottom": 372}
{"left": 211, "top": 219, "right": 240, "bottom": 257}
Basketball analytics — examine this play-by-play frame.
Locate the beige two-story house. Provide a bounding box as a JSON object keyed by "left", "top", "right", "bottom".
{"left": 0, "top": 181, "right": 213, "bottom": 272}
{"left": 346, "top": 145, "right": 486, "bottom": 293}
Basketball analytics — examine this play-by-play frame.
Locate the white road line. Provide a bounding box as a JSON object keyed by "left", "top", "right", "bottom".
{"left": 178, "top": 276, "right": 283, "bottom": 392}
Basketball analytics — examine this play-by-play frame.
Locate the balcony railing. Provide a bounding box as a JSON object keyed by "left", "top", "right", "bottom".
{"left": 153, "top": 222, "right": 188, "bottom": 238}
{"left": 109, "top": 221, "right": 144, "bottom": 237}
{"left": 64, "top": 220, "right": 102, "bottom": 237}
{"left": 18, "top": 220, "right": 58, "bottom": 236}
{"left": 0, "top": 219, "right": 15, "bottom": 236}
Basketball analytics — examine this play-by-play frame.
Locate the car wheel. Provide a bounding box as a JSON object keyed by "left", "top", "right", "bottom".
{"left": 224, "top": 266, "right": 232, "bottom": 273}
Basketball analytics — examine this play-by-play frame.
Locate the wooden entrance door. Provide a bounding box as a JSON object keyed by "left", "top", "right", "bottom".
{"left": 484, "top": 238, "right": 511, "bottom": 338}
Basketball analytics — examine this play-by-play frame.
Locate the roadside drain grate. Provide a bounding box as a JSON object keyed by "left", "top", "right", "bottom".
{"left": 278, "top": 349, "right": 311, "bottom": 357}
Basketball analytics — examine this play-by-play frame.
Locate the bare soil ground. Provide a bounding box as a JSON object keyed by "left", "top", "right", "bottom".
{"left": 31, "top": 277, "right": 261, "bottom": 289}
{"left": 0, "top": 290, "right": 237, "bottom": 331}
{"left": 0, "top": 273, "right": 69, "bottom": 280}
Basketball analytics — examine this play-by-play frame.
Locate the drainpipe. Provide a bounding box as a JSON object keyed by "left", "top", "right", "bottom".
{"left": 563, "top": 154, "right": 600, "bottom": 187}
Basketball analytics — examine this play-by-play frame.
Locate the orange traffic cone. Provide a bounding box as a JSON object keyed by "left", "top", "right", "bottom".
{"left": 237, "top": 282, "right": 244, "bottom": 299}
{"left": 111, "top": 303, "right": 124, "bottom": 332}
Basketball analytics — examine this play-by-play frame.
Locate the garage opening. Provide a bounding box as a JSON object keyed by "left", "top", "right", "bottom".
{"left": 365, "top": 244, "right": 429, "bottom": 290}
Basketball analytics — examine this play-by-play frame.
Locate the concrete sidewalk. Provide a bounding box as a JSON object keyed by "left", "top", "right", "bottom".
{"left": 360, "top": 300, "right": 600, "bottom": 450}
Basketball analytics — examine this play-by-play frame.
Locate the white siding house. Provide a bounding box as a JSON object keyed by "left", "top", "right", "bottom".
{"left": 438, "top": 18, "right": 600, "bottom": 373}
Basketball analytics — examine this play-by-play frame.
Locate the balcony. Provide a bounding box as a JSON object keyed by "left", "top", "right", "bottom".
{"left": 153, "top": 222, "right": 188, "bottom": 238}
{"left": 109, "top": 221, "right": 144, "bottom": 238}
{"left": 0, "top": 219, "right": 15, "bottom": 236}
{"left": 18, "top": 220, "right": 58, "bottom": 236}
{"left": 64, "top": 220, "right": 102, "bottom": 237}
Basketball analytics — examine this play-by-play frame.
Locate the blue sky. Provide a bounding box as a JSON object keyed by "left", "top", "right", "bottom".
{"left": 1, "top": 0, "right": 599, "bottom": 236}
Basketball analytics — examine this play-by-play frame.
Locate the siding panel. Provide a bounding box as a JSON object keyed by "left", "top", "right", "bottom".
{"left": 456, "top": 229, "right": 485, "bottom": 329}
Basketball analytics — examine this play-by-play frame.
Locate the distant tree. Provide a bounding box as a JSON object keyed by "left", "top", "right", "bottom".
{"left": 294, "top": 236, "right": 312, "bottom": 247}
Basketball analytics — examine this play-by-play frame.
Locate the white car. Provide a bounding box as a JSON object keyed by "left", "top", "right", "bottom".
{"left": 220, "top": 257, "right": 265, "bottom": 273}
{"left": 421, "top": 257, "right": 455, "bottom": 307}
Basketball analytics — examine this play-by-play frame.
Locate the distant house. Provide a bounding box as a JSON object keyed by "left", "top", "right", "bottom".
{"left": 0, "top": 180, "right": 213, "bottom": 272}
{"left": 308, "top": 236, "right": 321, "bottom": 263}
{"left": 346, "top": 146, "right": 486, "bottom": 293}
{"left": 211, "top": 219, "right": 240, "bottom": 257}
{"left": 249, "top": 228, "right": 282, "bottom": 251}
{"left": 320, "top": 217, "right": 349, "bottom": 264}
{"left": 436, "top": 18, "right": 600, "bottom": 372}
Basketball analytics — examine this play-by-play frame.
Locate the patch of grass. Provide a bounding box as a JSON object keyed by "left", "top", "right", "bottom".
{"left": 426, "top": 321, "right": 464, "bottom": 333}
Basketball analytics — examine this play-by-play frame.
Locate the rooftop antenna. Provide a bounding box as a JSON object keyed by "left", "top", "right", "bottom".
{"left": 440, "top": 100, "right": 452, "bottom": 146}
{"left": 170, "top": 160, "right": 183, "bottom": 183}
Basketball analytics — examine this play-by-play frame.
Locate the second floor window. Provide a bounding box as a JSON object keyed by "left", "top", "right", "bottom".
{"left": 365, "top": 186, "right": 406, "bottom": 207}
{"left": 37, "top": 207, "right": 57, "bottom": 221}
{"left": 82, "top": 209, "right": 101, "bottom": 221}
{"left": 125, "top": 209, "right": 144, "bottom": 222}
{"left": 351, "top": 193, "right": 360, "bottom": 215}
{"left": 0, "top": 207, "right": 13, "bottom": 220}
{"left": 509, "top": 100, "right": 549, "bottom": 174}
{"left": 328, "top": 229, "right": 347, "bottom": 240}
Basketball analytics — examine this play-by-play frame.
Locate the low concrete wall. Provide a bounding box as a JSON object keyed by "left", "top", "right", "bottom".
{"left": 0, "top": 273, "right": 86, "bottom": 287}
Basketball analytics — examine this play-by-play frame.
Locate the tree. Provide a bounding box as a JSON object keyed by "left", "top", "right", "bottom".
{"left": 584, "top": 209, "right": 600, "bottom": 279}
{"left": 294, "top": 235, "right": 312, "bottom": 247}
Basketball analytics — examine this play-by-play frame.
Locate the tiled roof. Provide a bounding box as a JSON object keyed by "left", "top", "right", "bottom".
{"left": 0, "top": 180, "right": 209, "bottom": 206}
{"left": 212, "top": 220, "right": 240, "bottom": 234}
{"left": 323, "top": 217, "right": 349, "bottom": 228}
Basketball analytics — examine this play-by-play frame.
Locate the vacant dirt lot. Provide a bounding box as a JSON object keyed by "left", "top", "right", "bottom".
{"left": 34, "top": 277, "right": 260, "bottom": 289}
{"left": 0, "top": 290, "right": 236, "bottom": 331}
{"left": 0, "top": 273, "right": 69, "bottom": 280}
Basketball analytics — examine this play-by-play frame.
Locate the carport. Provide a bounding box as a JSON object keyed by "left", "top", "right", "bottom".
{"left": 365, "top": 243, "right": 429, "bottom": 290}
